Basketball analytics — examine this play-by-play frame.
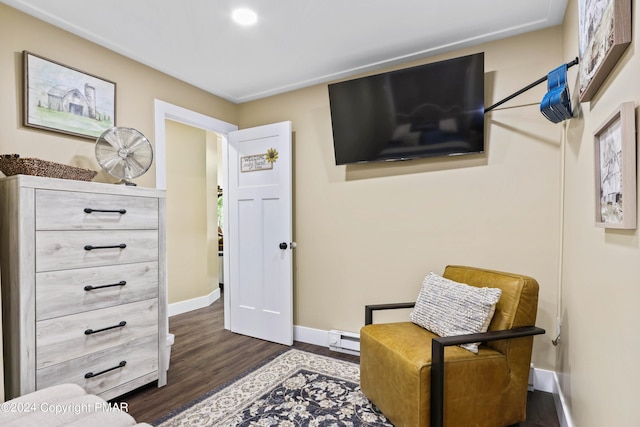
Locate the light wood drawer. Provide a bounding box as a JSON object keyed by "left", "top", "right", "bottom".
{"left": 36, "top": 189, "right": 158, "bottom": 230}
{"left": 35, "top": 230, "right": 158, "bottom": 272}
{"left": 36, "top": 262, "right": 159, "bottom": 320}
{"left": 36, "top": 299, "right": 158, "bottom": 369}
{"left": 36, "top": 335, "right": 158, "bottom": 396}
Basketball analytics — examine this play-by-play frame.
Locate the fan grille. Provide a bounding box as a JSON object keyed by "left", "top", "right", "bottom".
{"left": 95, "top": 127, "right": 153, "bottom": 182}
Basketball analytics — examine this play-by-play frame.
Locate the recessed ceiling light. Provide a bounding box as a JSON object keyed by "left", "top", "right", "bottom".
{"left": 232, "top": 8, "right": 258, "bottom": 26}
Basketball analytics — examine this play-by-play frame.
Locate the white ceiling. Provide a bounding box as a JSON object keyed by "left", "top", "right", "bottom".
{"left": 3, "top": 0, "right": 568, "bottom": 104}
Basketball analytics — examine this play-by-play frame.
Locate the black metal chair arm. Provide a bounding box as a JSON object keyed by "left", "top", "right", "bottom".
{"left": 430, "top": 326, "right": 545, "bottom": 427}
{"left": 433, "top": 325, "right": 545, "bottom": 347}
{"left": 364, "top": 302, "right": 416, "bottom": 325}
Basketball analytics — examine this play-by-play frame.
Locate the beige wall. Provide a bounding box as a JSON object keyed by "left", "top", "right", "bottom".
{"left": 0, "top": 4, "right": 235, "bottom": 307}
{"left": 165, "top": 120, "right": 219, "bottom": 304}
{"left": 559, "top": 0, "right": 640, "bottom": 425}
{"left": 3, "top": 2, "right": 639, "bottom": 423}
{"left": 238, "top": 28, "right": 566, "bottom": 371}
{"left": 0, "top": 3, "right": 237, "bottom": 189}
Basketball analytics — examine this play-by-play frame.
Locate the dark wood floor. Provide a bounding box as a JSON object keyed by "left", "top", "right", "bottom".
{"left": 119, "top": 297, "right": 559, "bottom": 426}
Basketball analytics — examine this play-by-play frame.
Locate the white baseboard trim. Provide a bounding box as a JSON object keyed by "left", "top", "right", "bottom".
{"left": 293, "top": 325, "right": 329, "bottom": 347}
{"left": 551, "top": 372, "right": 575, "bottom": 427}
{"left": 168, "top": 288, "right": 220, "bottom": 317}
{"left": 532, "top": 368, "right": 573, "bottom": 427}
{"left": 293, "top": 326, "right": 573, "bottom": 426}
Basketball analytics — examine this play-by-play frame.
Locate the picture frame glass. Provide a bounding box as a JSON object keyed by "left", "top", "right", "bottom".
{"left": 597, "top": 116, "right": 623, "bottom": 224}
{"left": 593, "top": 102, "right": 636, "bottom": 229}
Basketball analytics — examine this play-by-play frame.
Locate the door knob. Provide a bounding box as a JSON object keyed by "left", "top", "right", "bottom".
{"left": 279, "top": 242, "right": 288, "bottom": 249}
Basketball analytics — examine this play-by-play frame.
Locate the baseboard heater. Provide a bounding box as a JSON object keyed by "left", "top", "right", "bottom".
{"left": 328, "top": 330, "right": 360, "bottom": 356}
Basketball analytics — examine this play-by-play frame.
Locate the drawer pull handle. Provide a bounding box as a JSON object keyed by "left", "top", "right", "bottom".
{"left": 85, "top": 361, "right": 127, "bottom": 379}
{"left": 84, "top": 243, "right": 127, "bottom": 251}
{"left": 84, "top": 281, "right": 127, "bottom": 291}
{"left": 84, "top": 320, "right": 127, "bottom": 335}
{"left": 84, "top": 208, "right": 127, "bottom": 214}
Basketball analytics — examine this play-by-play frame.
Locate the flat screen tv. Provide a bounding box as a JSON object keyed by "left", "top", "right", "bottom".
{"left": 328, "top": 52, "right": 485, "bottom": 165}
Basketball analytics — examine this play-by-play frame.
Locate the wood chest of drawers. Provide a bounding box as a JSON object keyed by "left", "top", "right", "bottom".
{"left": 0, "top": 175, "right": 167, "bottom": 400}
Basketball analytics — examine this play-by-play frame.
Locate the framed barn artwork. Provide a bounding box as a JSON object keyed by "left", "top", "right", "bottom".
{"left": 23, "top": 51, "right": 116, "bottom": 140}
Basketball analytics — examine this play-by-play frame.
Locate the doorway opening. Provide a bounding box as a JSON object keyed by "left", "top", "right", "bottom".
{"left": 154, "top": 99, "right": 237, "bottom": 329}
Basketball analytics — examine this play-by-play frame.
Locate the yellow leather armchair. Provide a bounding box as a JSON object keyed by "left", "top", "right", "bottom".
{"left": 360, "top": 265, "right": 545, "bottom": 427}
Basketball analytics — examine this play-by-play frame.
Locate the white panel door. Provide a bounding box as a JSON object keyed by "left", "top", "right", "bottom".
{"left": 227, "top": 121, "right": 293, "bottom": 345}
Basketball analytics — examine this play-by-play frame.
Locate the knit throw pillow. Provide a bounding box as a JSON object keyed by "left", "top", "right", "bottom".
{"left": 410, "top": 272, "right": 502, "bottom": 353}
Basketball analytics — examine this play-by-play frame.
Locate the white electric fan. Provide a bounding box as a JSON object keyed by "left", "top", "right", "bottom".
{"left": 95, "top": 127, "right": 153, "bottom": 185}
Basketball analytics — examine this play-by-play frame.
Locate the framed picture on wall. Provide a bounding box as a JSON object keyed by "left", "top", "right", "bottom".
{"left": 23, "top": 51, "right": 116, "bottom": 140}
{"left": 578, "top": 0, "right": 631, "bottom": 102}
{"left": 593, "top": 101, "right": 636, "bottom": 229}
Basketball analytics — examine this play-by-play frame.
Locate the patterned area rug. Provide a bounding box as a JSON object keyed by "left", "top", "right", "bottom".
{"left": 154, "top": 349, "right": 391, "bottom": 426}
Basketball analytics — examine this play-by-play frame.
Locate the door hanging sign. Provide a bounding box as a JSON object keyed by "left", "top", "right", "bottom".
{"left": 241, "top": 148, "right": 278, "bottom": 172}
